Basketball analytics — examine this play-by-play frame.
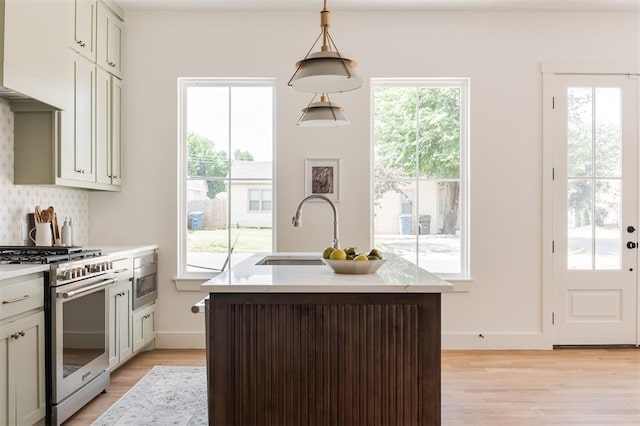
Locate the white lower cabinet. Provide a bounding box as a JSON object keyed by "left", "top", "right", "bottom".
{"left": 108, "top": 279, "right": 133, "bottom": 370}
{"left": 132, "top": 302, "right": 155, "bottom": 353}
{"left": 0, "top": 311, "right": 45, "bottom": 426}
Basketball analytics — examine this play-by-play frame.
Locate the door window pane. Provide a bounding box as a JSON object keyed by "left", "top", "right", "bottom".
{"left": 567, "top": 179, "right": 593, "bottom": 269}
{"left": 566, "top": 85, "right": 624, "bottom": 271}
{"left": 595, "top": 88, "right": 621, "bottom": 177}
{"left": 567, "top": 87, "right": 593, "bottom": 177}
{"left": 595, "top": 179, "right": 621, "bottom": 270}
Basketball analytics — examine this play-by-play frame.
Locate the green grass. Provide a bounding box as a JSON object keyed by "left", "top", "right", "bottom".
{"left": 187, "top": 228, "right": 272, "bottom": 252}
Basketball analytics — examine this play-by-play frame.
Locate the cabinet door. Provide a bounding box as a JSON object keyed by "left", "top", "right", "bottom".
{"left": 0, "top": 321, "right": 9, "bottom": 425}
{"left": 74, "top": 55, "right": 96, "bottom": 182}
{"left": 72, "top": 0, "right": 96, "bottom": 61}
{"left": 132, "top": 308, "right": 145, "bottom": 352}
{"left": 111, "top": 76, "right": 123, "bottom": 186}
{"left": 0, "top": 312, "right": 45, "bottom": 426}
{"left": 97, "top": 3, "right": 123, "bottom": 78}
{"left": 133, "top": 303, "right": 155, "bottom": 352}
{"left": 96, "top": 67, "right": 112, "bottom": 185}
{"left": 117, "top": 281, "right": 133, "bottom": 364}
{"left": 108, "top": 280, "right": 133, "bottom": 369}
{"left": 61, "top": 54, "right": 96, "bottom": 182}
{"left": 107, "top": 17, "right": 123, "bottom": 77}
{"left": 108, "top": 284, "right": 119, "bottom": 368}
{"left": 144, "top": 308, "right": 155, "bottom": 346}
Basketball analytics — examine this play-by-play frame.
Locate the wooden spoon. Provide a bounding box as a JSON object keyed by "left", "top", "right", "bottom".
{"left": 40, "top": 209, "right": 51, "bottom": 223}
{"left": 35, "top": 206, "right": 42, "bottom": 223}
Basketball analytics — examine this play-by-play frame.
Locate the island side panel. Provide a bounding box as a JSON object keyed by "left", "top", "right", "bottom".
{"left": 207, "top": 292, "right": 441, "bottom": 426}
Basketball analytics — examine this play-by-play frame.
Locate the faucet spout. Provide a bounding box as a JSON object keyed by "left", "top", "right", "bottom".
{"left": 292, "top": 195, "right": 339, "bottom": 248}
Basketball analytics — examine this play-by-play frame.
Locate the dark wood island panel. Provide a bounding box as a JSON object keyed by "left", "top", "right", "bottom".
{"left": 207, "top": 292, "right": 441, "bottom": 426}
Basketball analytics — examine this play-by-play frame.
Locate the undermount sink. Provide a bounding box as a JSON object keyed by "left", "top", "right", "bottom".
{"left": 256, "top": 256, "right": 325, "bottom": 266}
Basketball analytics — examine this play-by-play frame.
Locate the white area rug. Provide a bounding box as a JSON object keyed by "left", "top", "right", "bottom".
{"left": 91, "top": 366, "right": 207, "bottom": 426}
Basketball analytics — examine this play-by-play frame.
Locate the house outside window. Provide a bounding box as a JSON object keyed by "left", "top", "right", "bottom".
{"left": 178, "top": 78, "right": 275, "bottom": 277}
{"left": 372, "top": 79, "right": 469, "bottom": 278}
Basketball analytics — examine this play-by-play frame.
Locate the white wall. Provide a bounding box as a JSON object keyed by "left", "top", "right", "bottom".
{"left": 88, "top": 8, "right": 639, "bottom": 349}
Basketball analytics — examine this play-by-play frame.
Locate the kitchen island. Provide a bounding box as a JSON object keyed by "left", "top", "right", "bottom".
{"left": 201, "top": 252, "right": 452, "bottom": 426}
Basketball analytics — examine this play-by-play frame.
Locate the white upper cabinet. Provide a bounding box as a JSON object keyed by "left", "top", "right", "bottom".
{"left": 71, "top": 0, "right": 97, "bottom": 61}
{"left": 11, "top": 0, "right": 124, "bottom": 192}
{"left": 60, "top": 54, "right": 96, "bottom": 183}
{"left": 97, "top": 2, "right": 123, "bottom": 78}
{"left": 96, "top": 69, "right": 122, "bottom": 187}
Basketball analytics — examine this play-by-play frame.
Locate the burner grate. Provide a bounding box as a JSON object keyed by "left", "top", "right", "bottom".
{"left": 0, "top": 246, "right": 102, "bottom": 264}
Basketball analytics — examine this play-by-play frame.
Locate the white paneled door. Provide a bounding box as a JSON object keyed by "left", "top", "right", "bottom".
{"left": 552, "top": 74, "right": 638, "bottom": 345}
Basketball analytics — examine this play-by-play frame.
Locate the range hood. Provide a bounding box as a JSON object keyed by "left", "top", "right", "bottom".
{"left": 0, "top": 0, "right": 69, "bottom": 110}
{"left": 0, "top": 86, "right": 32, "bottom": 102}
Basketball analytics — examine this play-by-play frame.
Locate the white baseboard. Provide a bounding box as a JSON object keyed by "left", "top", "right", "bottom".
{"left": 442, "top": 332, "right": 549, "bottom": 350}
{"left": 155, "top": 331, "right": 548, "bottom": 350}
{"left": 155, "top": 331, "right": 206, "bottom": 349}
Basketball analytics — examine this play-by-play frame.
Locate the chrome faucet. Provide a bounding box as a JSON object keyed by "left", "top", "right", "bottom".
{"left": 292, "top": 195, "right": 339, "bottom": 248}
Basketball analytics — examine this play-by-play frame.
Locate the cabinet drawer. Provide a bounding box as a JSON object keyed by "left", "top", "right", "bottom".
{"left": 0, "top": 276, "right": 45, "bottom": 321}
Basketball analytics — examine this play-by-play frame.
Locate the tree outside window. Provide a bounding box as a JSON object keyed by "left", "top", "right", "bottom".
{"left": 372, "top": 80, "right": 469, "bottom": 277}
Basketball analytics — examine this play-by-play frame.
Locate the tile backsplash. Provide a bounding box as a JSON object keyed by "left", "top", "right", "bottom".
{"left": 0, "top": 100, "right": 89, "bottom": 246}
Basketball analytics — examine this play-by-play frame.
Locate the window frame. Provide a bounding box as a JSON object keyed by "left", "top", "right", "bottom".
{"left": 370, "top": 78, "right": 470, "bottom": 279}
{"left": 177, "top": 78, "right": 276, "bottom": 279}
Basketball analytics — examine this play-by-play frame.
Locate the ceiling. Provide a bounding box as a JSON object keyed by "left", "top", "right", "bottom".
{"left": 118, "top": 0, "right": 640, "bottom": 12}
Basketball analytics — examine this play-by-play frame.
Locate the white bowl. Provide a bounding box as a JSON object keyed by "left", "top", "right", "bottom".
{"left": 324, "top": 259, "right": 386, "bottom": 274}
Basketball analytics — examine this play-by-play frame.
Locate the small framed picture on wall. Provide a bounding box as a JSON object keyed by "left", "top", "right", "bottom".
{"left": 305, "top": 158, "right": 340, "bottom": 201}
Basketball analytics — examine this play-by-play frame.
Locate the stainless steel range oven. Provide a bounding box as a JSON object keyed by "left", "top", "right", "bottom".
{"left": 49, "top": 256, "right": 131, "bottom": 425}
{"left": 0, "top": 246, "right": 131, "bottom": 426}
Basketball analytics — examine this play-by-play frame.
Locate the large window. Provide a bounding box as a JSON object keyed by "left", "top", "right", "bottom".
{"left": 178, "top": 79, "right": 275, "bottom": 277}
{"left": 372, "top": 79, "right": 469, "bottom": 278}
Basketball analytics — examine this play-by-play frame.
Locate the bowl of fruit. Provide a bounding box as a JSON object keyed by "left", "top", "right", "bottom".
{"left": 322, "top": 246, "right": 386, "bottom": 274}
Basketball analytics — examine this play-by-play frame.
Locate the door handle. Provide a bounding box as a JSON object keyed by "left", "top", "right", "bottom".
{"left": 627, "top": 226, "right": 636, "bottom": 233}
{"left": 626, "top": 241, "right": 637, "bottom": 249}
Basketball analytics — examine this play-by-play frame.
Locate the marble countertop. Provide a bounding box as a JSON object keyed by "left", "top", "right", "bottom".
{"left": 92, "top": 245, "right": 158, "bottom": 258}
{"left": 0, "top": 264, "right": 50, "bottom": 280}
{"left": 201, "top": 252, "right": 452, "bottom": 293}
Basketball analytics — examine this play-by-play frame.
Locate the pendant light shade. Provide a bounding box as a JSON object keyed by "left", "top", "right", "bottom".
{"left": 290, "top": 52, "right": 362, "bottom": 94}
{"left": 288, "top": 0, "right": 363, "bottom": 94}
{"left": 297, "top": 94, "right": 349, "bottom": 127}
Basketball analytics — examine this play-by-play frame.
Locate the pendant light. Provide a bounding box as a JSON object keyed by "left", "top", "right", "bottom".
{"left": 297, "top": 94, "right": 349, "bottom": 127}
{"left": 288, "top": 0, "right": 363, "bottom": 94}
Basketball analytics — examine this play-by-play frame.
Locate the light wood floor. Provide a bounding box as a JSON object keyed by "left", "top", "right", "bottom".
{"left": 64, "top": 348, "right": 640, "bottom": 425}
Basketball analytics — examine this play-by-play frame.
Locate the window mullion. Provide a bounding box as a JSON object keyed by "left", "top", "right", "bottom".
{"left": 414, "top": 87, "right": 420, "bottom": 267}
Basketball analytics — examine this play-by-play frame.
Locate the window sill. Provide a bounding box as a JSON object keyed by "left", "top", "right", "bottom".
{"left": 445, "top": 278, "right": 473, "bottom": 293}
{"left": 173, "top": 277, "right": 211, "bottom": 292}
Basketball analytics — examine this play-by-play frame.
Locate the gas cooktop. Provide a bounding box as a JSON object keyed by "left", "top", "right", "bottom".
{"left": 0, "top": 246, "right": 103, "bottom": 264}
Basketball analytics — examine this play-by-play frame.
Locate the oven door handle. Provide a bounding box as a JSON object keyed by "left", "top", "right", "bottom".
{"left": 58, "top": 278, "right": 118, "bottom": 299}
